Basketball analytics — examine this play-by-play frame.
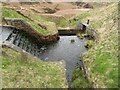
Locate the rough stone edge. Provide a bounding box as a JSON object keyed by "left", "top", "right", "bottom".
{"left": 4, "top": 18, "right": 59, "bottom": 44}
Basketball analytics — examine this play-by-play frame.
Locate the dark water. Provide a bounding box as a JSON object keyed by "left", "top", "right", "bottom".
{"left": 2, "top": 27, "right": 87, "bottom": 87}
{"left": 39, "top": 36, "right": 87, "bottom": 87}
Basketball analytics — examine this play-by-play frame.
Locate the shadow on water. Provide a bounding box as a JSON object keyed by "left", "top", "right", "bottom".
{"left": 2, "top": 26, "right": 87, "bottom": 88}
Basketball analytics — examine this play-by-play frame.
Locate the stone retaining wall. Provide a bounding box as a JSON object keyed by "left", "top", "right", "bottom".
{"left": 5, "top": 18, "right": 59, "bottom": 44}
{"left": 58, "top": 28, "right": 80, "bottom": 35}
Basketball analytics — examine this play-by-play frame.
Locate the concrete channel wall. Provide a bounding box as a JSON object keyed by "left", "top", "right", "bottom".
{"left": 2, "top": 41, "right": 41, "bottom": 60}
{"left": 4, "top": 18, "right": 59, "bottom": 44}
{"left": 58, "top": 24, "right": 99, "bottom": 40}
{"left": 58, "top": 28, "right": 80, "bottom": 35}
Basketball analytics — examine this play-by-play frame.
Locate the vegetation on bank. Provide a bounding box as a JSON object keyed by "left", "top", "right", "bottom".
{"left": 71, "top": 68, "right": 92, "bottom": 88}
{"left": 2, "top": 7, "right": 57, "bottom": 36}
{"left": 71, "top": 3, "right": 118, "bottom": 88}
{"left": 2, "top": 46, "right": 67, "bottom": 88}
{"left": 85, "top": 40, "right": 95, "bottom": 49}
{"left": 77, "top": 33, "right": 88, "bottom": 39}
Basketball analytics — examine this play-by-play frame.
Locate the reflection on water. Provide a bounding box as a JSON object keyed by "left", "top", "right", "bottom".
{"left": 39, "top": 36, "right": 87, "bottom": 87}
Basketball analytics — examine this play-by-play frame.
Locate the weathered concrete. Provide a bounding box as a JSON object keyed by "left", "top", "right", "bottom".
{"left": 0, "top": 26, "right": 13, "bottom": 42}
{"left": 4, "top": 18, "right": 59, "bottom": 44}
{"left": 2, "top": 41, "right": 39, "bottom": 60}
{"left": 58, "top": 28, "right": 80, "bottom": 35}
{"left": 58, "top": 25, "right": 99, "bottom": 40}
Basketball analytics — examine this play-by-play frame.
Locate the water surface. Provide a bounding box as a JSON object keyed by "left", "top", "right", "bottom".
{"left": 2, "top": 27, "right": 87, "bottom": 87}
{"left": 39, "top": 36, "right": 87, "bottom": 87}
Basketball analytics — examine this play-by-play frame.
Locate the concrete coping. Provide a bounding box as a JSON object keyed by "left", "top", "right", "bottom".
{"left": 2, "top": 41, "right": 40, "bottom": 60}
{"left": 0, "top": 25, "right": 15, "bottom": 28}
{"left": 5, "top": 18, "right": 23, "bottom": 20}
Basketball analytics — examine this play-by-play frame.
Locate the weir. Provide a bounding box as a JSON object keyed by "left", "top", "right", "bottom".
{"left": 58, "top": 28, "right": 80, "bottom": 35}
{"left": 1, "top": 26, "right": 87, "bottom": 88}
{"left": 4, "top": 27, "right": 43, "bottom": 58}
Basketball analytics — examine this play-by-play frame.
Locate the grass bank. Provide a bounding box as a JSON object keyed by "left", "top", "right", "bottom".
{"left": 71, "top": 3, "right": 118, "bottom": 88}
{"left": 2, "top": 46, "right": 67, "bottom": 88}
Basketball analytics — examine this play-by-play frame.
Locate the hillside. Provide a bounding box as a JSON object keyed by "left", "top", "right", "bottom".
{"left": 71, "top": 3, "right": 118, "bottom": 88}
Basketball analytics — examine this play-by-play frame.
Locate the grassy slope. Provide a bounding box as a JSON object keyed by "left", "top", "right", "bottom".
{"left": 2, "top": 7, "right": 57, "bottom": 36}
{"left": 37, "top": 15, "right": 70, "bottom": 28}
{"left": 71, "top": 68, "right": 92, "bottom": 88}
{"left": 2, "top": 47, "right": 67, "bottom": 88}
{"left": 72, "top": 3, "right": 118, "bottom": 88}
